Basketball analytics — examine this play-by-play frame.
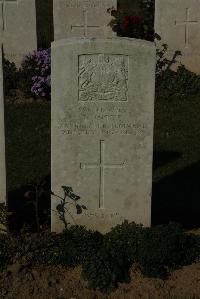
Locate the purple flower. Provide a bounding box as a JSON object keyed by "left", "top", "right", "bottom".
{"left": 22, "top": 48, "right": 51, "bottom": 99}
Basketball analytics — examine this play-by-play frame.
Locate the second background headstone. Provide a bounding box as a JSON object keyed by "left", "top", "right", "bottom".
{"left": 155, "top": 0, "right": 200, "bottom": 74}
{"left": 53, "top": 0, "right": 117, "bottom": 40}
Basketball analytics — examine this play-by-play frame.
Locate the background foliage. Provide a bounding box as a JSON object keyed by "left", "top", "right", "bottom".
{"left": 36, "top": 0, "right": 54, "bottom": 49}
{"left": 110, "top": 0, "right": 154, "bottom": 40}
{"left": 19, "top": 49, "right": 51, "bottom": 99}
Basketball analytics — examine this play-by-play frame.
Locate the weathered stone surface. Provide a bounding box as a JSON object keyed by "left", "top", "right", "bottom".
{"left": 0, "top": 0, "right": 37, "bottom": 66}
{"left": 53, "top": 0, "right": 117, "bottom": 40}
{"left": 51, "top": 38, "right": 155, "bottom": 233}
{"left": 0, "top": 45, "right": 6, "bottom": 205}
{"left": 155, "top": 0, "right": 200, "bottom": 74}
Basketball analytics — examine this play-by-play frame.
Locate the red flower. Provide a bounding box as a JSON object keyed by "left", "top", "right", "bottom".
{"left": 122, "top": 15, "right": 142, "bottom": 28}
{"left": 130, "top": 15, "right": 142, "bottom": 24}
{"left": 122, "top": 16, "right": 130, "bottom": 28}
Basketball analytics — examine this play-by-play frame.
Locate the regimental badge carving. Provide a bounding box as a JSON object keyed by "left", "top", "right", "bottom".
{"left": 78, "top": 54, "right": 128, "bottom": 101}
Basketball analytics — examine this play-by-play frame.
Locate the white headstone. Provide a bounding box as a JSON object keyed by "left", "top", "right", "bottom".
{"left": 51, "top": 38, "right": 155, "bottom": 233}
{"left": 0, "top": 0, "right": 37, "bottom": 66}
{"left": 0, "top": 45, "right": 6, "bottom": 206}
{"left": 53, "top": 0, "right": 117, "bottom": 40}
{"left": 155, "top": 0, "right": 200, "bottom": 74}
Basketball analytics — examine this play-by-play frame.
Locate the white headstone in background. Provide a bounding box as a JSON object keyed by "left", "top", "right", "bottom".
{"left": 0, "top": 45, "right": 6, "bottom": 207}
{"left": 53, "top": 0, "right": 117, "bottom": 40}
{"left": 155, "top": 0, "right": 200, "bottom": 74}
{"left": 0, "top": 0, "right": 37, "bottom": 66}
{"left": 51, "top": 38, "right": 155, "bottom": 233}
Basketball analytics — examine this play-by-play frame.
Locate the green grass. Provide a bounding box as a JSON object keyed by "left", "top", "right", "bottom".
{"left": 5, "top": 102, "right": 50, "bottom": 191}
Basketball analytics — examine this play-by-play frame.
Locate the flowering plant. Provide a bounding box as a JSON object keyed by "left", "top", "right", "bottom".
{"left": 122, "top": 15, "right": 142, "bottom": 28}
{"left": 109, "top": 0, "right": 154, "bottom": 41}
{"left": 19, "top": 49, "right": 51, "bottom": 100}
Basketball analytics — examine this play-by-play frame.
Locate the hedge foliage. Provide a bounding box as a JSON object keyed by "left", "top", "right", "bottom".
{"left": 48, "top": 222, "right": 200, "bottom": 293}
{"left": 0, "top": 222, "right": 199, "bottom": 293}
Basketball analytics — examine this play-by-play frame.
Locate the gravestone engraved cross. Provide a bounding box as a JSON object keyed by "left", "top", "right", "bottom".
{"left": 0, "top": 0, "right": 16, "bottom": 31}
{"left": 175, "top": 7, "right": 199, "bottom": 47}
{"left": 71, "top": 9, "right": 100, "bottom": 37}
{"left": 80, "top": 140, "right": 126, "bottom": 209}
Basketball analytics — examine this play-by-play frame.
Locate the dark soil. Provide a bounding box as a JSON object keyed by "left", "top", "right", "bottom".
{"left": 0, "top": 262, "right": 200, "bottom": 299}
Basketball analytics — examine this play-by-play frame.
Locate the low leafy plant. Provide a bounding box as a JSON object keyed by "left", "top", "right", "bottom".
{"left": 137, "top": 223, "right": 200, "bottom": 278}
{"left": 48, "top": 225, "right": 103, "bottom": 268}
{"left": 18, "top": 48, "right": 51, "bottom": 99}
{"left": 48, "top": 221, "right": 194, "bottom": 293}
{"left": 82, "top": 222, "right": 200, "bottom": 293}
{"left": 155, "top": 37, "right": 200, "bottom": 96}
{"left": 3, "top": 55, "right": 18, "bottom": 96}
{"left": 0, "top": 220, "right": 199, "bottom": 295}
{"left": 82, "top": 242, "right": 131, "bottom": 294}
{"left": 157, "top": 65, "right": 200, "bottom": 96}
{"left": 155, "top": 40, "right": 182, "bottom": 78}
{"left": 104, "top": 220, "right": 143, "bottom": 264}
{"left": 82, "top": 222, "right": 141, "bottom": 294}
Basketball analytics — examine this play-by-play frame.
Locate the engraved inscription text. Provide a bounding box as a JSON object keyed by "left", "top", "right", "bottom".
{"left": 66, "top": 0, "right": 116, "bottom": 8}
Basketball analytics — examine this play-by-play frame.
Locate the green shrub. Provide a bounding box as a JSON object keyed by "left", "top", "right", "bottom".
{"left": 46, "top": 222, "right": 200, "bottom": 293}
{"left": 48, "top": 226, "right": 103, "bottom": 267}
{"left": 17, "top": 55, "right": 37, "bottom": 97}
{"left": 82, "top": 221, "right": 142, "bottom": 293}
{"left": 157, "top": 65, "right": 200, "bottom": 96}
{"left": 82, "top": 222, "right": 200, "bottom": 293}
{"left": 155, "top": 36, "right": 200, "bottom": 97}
{"left": 82, "top": 243, "right": 131, "bottom": 294}
{"left": 0, "top": 222, "right": 199, "bottom": 295}
{"left": 137, "top": 223, "right": 200, "bottom": 279}
{"left": 3, "top": 55, "right": 18, "bottom": 96}
{"left": 104, "top": 220, "right": 143, "bottom": 264}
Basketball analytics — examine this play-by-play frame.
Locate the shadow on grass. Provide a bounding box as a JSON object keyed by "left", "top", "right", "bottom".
{"left": 153, "top": 150, "right": 182, "bottom": 170}
{"left": 152, "top": 160, "right": 200, "bottom": 228}
{"left": 7, "top": 156, "right": 200, "bottom": 231}
{"left": 7, "top": 175, "right": 51, "bottom": 232}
